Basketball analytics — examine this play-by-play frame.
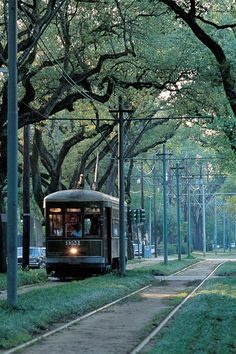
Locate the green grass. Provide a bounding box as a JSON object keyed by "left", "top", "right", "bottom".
{"left": 215, "top": 261, "right": 236, "bottom": 276}
{"left": 147, "top": 262, "right": 236, "bottom": 354}
{"left": 147, "top": 257, "right": 199, "bottom": 276}
{"left": 0, "top": 269, "right": 48, "bottom": 291}
{"left": 0, "top": 257, "right": 198, "bottom": 349}
{"left": 193, "top": 251, "right": 236, "bottom": 259}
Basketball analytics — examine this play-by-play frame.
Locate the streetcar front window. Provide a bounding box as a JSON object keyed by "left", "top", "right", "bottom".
{"left": 48, "top": 207, "right": 101, "bottom": 238}
{"left": 49, "top": 213, "right": 63, "bottom": 236}
{"left": 65, "top": 208, "right": 82, "bottom": 237}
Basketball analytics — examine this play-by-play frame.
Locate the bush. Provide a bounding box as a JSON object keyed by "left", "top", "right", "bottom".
{"left": 0, "top": 269, "right": 47, "bottom": 291}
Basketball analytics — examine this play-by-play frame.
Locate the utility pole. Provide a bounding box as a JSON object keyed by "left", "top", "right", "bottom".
{"left": 7, "top": 0, "right": 18, "bottom": 305}
{"left": 22, "top": 125, "right": 30, "bottom": 269}
{"left": 214, "top": 195, "right": 218, "bottom": 255}
{"left": 228, "top": 216, "right": 231, "bottom": 252}
{"left": 182, "top": 163, "right": 192, "bottom": 257}
{"left": 187, "top": 178, "right": 191, "bottom": 256}
{"left": 153, "top": 156, "right": 158, "bottom": 258}
{"left": 201, "top": 180, "right": 206, "bottom": 257}
{"left": 223, "top": 210, "right": 226, "bottom": 252}
{"left": 148, "top": 196, "right": 152, "bottom": 248}
{"left": 155, "top": 146, "right": 171, "bottom": 264}
{"left": 171, "top": 163, "right": 184, "bottom": 260}
{"left": 118, "top": 96, "right": 126, "bottom": 275}
{"left": 162, "top": 144, "right": 168, "bottom": 265}
{"left": 199, "top": 165, "right": 206, "bottom": 257}
{"left": 110, "top": 97, "right": 132, "bottom": 275}
{"left": 184, "top": 160, "right": 191, "bottom": 257}
{"left": 234, "top": 215, "right": 236, "bottom": 250}
{"left": 140, "top": 162, "right": 145, "bottom": 255}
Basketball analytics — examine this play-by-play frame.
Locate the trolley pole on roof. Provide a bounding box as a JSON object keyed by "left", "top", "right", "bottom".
{"left": 7, "top": 0, "right": 18, "bottom": 305}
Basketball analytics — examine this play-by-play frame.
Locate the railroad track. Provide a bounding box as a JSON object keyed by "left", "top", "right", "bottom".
{"left": 130, "top": 260, "right": 225, "bottom": 354}
{"left": 2, "top": 260, "right": 224, "bottom": 354}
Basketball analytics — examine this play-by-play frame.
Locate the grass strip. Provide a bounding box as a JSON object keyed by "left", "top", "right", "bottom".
{"left": 215, "top": 261, "right": 236, "bottom": 276}
{"left": 146, "top": 262, "right": 236, "bottom": 354}
{"left": 0, "top": 269, "right": 48, "bottom": 291}
{"left": 0, "top": 257, "right": 197, "bottom": 349}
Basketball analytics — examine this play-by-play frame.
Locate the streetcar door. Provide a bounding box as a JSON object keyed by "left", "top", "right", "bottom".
{"left": 105, "top": 207, "right": 112, "bottom": 264}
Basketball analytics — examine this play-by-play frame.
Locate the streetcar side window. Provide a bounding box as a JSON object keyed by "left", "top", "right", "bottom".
{"left": 84, "top": 208, "right": 100, "bottom": 237}
{"left": 49, "top": 208, "right": 63, "bottom": 236}
{"left": 112, "top": 208, "right": 119, "bottom": 237}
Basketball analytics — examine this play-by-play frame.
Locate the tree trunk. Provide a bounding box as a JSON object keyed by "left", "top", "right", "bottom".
{"left": 0, "top": 211, "right": 7, "bottom": 273}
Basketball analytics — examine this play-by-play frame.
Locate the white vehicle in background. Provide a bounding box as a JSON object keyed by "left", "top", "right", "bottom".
{"left": 133, "top": 243, "right": 142, "bottom": 256}
{"left": 17, "top": 247, "right": 45, "bottom": 269}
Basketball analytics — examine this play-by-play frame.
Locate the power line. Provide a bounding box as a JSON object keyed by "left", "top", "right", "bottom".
{"left": 18, "top": 5, "right": 108, "bottom": 107}
{"left": 18, "top": 0, "right": 67, "bottom": 67}
{"left": 42, "top": 115, "right": 214, "bottom": 122}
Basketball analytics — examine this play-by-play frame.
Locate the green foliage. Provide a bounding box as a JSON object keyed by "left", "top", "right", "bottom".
{"left": 2, "top": 0, "right": 236, "bottom": 253}
{"left": 215, "top": 261, "right": 236, "bottom": 277}
{"left": 149, "top": 257, "right": 198, "bottom": 276}
{"left": 0, "top": 269, "right": 47, "bottom": 292}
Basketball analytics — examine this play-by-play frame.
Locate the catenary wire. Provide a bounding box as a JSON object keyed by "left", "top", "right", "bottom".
{"left": 18, "top": 5, "right": 111, "bottom": 107}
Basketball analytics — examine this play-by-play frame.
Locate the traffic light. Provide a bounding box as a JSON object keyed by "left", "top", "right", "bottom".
{"left": 135, "top": 209, "right": 140, "bottom": 223}
{"left": 129, "top": 209, "right": 134, "bottom": 223}
{"left": 129, "top": 209, "right": 141, "bottom": 224}
{"left": 140, "top": 208, "right": 146, "bottom": 223}
{"left": 129, "top": 209, "right": 137, "bottom": 224}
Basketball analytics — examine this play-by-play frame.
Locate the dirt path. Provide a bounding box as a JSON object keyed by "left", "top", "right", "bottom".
{"left": 8, "top": 260, "right": 222, "bottom": 354}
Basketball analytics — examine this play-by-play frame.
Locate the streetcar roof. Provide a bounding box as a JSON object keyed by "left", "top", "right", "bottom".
{"left": 44, "top": 189, "right": 120, "bottom": 206}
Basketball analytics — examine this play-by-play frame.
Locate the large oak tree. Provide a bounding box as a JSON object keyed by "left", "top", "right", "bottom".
{"left": 0, "top": 0, "right": 193, "bottom": 211}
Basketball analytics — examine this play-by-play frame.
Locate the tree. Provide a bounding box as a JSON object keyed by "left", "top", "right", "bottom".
{"left": 0, "top": 0, "right": 197, "bottom": 211}
{"left": 29, "top": 99, "right": 180, "bottom": 212}
{"left": 156, "top": 0, "right": 236, "bottom": 149}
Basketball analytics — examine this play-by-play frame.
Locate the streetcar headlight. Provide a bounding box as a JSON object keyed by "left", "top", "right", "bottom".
{"left": 70, "top": 247, "right": 78, "bottom": 255}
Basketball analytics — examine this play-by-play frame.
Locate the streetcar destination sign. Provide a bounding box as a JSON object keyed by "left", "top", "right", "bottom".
{"left": 65, "top": 240, "right": 81, "bottom": 246}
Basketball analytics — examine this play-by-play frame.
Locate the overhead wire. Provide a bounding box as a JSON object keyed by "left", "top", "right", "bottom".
{"left": 18, "top": 5, "right": 213, "bottom": 122}
{"left": 18, "top": 2, "right": 123, "bottom": 159}
{"left": 17, "top": 4, "right": 229, "bottom": 181}
{"left": 18, "top": 0, "right": 67, "bottom": 66}
{"left": 18, "top": 3, "right": 111, "bottom": 108}
{"left": 17, "top": 0, "right": 217, "bottom": 146}
{"left": 18, "top": 2, "right": 145, "bottom": 162}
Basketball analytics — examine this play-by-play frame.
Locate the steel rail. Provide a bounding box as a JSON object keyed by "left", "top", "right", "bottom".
{"left": 2, "top": 260, "right": 203, "bottom": 354}
{"left": 2, "top": 285, "right": 151, "bottom": 354}
{"left": 130, "top": 261, "right": 225, "bottom": 354}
